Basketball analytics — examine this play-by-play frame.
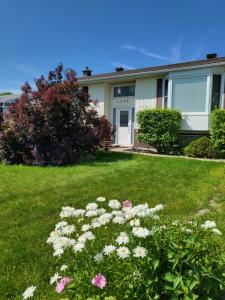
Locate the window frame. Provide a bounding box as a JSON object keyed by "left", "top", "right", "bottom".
{"left": 211, "top": 74, "right": 222, "bottom": 111}
{"left": 112, "top": 84, "right": 135, "bottom": 98}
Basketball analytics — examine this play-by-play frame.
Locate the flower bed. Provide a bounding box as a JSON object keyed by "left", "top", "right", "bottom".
{"left": 23, "top": 197, "right": 225, "bottom": 299}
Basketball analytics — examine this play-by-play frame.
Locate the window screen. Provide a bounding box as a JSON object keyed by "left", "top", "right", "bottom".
{"left": 172, "top": 76, "right": 207, "bottom": 112}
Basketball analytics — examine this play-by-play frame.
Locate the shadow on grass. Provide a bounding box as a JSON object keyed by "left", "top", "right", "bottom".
{"left": 92, "top": 150, "right": 133, "bottom": 163}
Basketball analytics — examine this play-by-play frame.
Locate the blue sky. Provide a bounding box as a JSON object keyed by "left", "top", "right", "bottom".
{"left": 0, "top": 0, "right": 225, "bottom": 93}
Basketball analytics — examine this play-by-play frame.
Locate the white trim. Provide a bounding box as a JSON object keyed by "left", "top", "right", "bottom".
{"left": 220, "top": 73, "right": 225, "bottom": 108}
{"left": 115, "top": 108, "right": 133, "bottom": 146}
{"left": 167, "top": 79, "right": 173, "bottom": 109}
{"left": 181, "top": 112, "right": 209, "bottom": 116}
{"left": 206, "top": 74, "right": 213, "bottom": 113}
{"left": 168, "top": 72, "right": 210, "bottom": 80}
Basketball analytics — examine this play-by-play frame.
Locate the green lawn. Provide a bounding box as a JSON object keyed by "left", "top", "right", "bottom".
{"left": 1, "top": 151, "right": 225, "bottom": 299}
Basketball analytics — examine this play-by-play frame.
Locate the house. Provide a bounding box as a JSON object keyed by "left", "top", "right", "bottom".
{"left": 0, "top": 94, "right": 20, "bottom": 121}
{"left": 79, "top": 54, "right": 225, "bottom": 147}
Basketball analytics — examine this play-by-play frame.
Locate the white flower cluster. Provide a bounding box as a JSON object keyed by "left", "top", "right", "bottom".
{"left": 47, "top": 197, "right": 164, "bottom": 258}
{"left": 94, "top": 244, "right": 148, "bottom": 260}
{"left": 201, "top": 220, "right": 222, "bottom": 235}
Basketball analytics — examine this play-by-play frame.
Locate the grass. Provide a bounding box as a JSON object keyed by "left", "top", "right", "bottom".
{"left": 1, "top": 151, "right": 225, "bottom": 299}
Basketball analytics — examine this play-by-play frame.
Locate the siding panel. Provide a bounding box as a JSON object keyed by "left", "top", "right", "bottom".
{"left": 135, "top": 78, "right": 157, "bottom": 113}
{"left": 89, "top": 83, "right": 105, "bottom": 115}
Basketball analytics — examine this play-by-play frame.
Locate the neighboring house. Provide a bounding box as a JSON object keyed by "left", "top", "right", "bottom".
{"left": 0, "top": 94, "right": 20, "bottom": 121}
{"left": 79, "top": 54, "right": 225, "bottom": 146}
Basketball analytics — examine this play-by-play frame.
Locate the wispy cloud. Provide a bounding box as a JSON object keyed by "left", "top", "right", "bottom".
{"left": 111, "top": 61, "right": 134, "bottom": 70}
{"left": 121, "top": 44, "right": 137, "bottom": 51}
{"left": 139, "top": 48, "right": 168, "bottom": 60}
{"left": 13, "top": 63, "right": 39, "bottom": 77}
{"left": 121, "top": 37, "right": 183, "bottom": 63}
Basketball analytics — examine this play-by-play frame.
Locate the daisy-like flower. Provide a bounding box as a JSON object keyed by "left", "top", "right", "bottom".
{"left": 111, "top": 210, "right": 124, "bottom": 216}
{"left": 201, "top": 220, "right": 216, "bottom": 229}
{"left": 123, "top": 200, "right": 132, "bottom": 208}
{"left": 91, "top": 273, "right": 106, "bottom": 289}
{"left": 160, "top": 225, "right": 167, "bottom": 230}
{"left": 98, "top": 213, "right": 113, "bottom": 225}
{"left": 83, "top": 231, "right": 95, "bottom": 240}
{"left": 60, "top": 206, "right": 76, "bottom": 218}
{"left": 116, "top": 232, "right": 129, "bottom": 245}
{"left": 108, "top": 199, "right": 121, "bottom": 210}
{"left": 81, "top": 224, "right": 91, "bottom": 232}
{"left": 117, "top": 246, "right": 130, "bottom": 259}
{"left": 212, "top": 228, "right": 222, "bottom": 235}
{"left": 53, "top": 248, "right": 64, "bottom": 257}
{"left": 96, "top": 208, "right": 106, "bottom": 216}
{"left": 132, "top": 226, "right": 151, "bottom": 238}
{"left": 133, "top": 246, "right": 148, "bottom": 258}
{"left": 85, "top": 210, "right": 99, "bottom": 217}
{"left": 91, "top": 221, "right": 102, "bottom": 228}
{"left": 112, "top": 216, "right": 125, "bottom": 224}
{"left": 60, "top": 264, "right": 68, "bottom": 271}
{"left": 94, "top": 252, "right": 104, "bottom": 262}
{"left": 55, "top": 277, "right": 71, "bottom": 293}
{"left": 86, "top": 202, "right": 98, "bottom": 211}
{"left": 73, "top": 242, "right": 85, "bottom": 253}
{"left": 181, "top": 227, "right": 192, "bottom": 234}
{"left": 103, "top": 245, "right": 116, "bottom": 255}
{"left": 22, "top": 286, "right": 36, "bottom": 299}
{"left": 50, "top": 272, "right": 61, "bottom": 284}
{"left": 130, "top": 219, "right": 140, "bottom": 227}
{"left": 172, "top": 220, "right": 179, "bottom": 226}
{"left": 96, "top": 196, "right": 106, "bottom": 202}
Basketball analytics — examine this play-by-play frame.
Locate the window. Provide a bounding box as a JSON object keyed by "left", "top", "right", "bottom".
{"left": 211, "top": 75, "right": 221, "bottom": 111}
{"left": 120, "top": 111, "right": 129, "bottom": 127}
{"left": 113, "top": 85, "right": 135, "bottom": 97}
{"left": 83, "top": 86, "right": 89, "bottom": 93}
{"left": 164, "top": 79, "right": 168, "bottom": 108}
{"left": 172, "top": 76, "right": 207, "bottom": 112}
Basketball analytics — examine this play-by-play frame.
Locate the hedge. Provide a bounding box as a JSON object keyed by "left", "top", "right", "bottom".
{"left": 137, "top": 108, "right": 181, "bottom": 153}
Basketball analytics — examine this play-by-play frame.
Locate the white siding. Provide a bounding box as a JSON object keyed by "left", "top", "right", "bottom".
{"left": 135, "top": 77, "right": 157, "bottom": 113}
{"left": 89, "top": 83, "right": 105, "bottom": 115}
{"left": 181, "top": 113, "right": 210, "bottom": 131}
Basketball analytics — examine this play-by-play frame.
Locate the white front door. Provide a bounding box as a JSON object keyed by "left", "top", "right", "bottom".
{"left": 117, "top": 108, "right": 132, "bottom": 146}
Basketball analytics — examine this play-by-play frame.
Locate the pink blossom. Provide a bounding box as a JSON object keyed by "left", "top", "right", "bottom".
{"left": 55, "top": 276, "right": 71, "bottom": 293}
{"left": 91, "top": 273, "right": 106, "bottom": 289}
{"left": 123, "top": 200, "right": 132, "bottom": 208}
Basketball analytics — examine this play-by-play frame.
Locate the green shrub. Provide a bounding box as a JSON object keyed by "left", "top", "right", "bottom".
{"left": 137, "top": 109, "right": 181, "bottom": 153}
{"left": 184, "top": 137, "right": 215, "bottom": 158}
{"left": 211, "top": 109, "right": 225, "bottom": 156}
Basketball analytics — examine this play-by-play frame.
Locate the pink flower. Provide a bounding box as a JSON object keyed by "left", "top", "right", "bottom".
{"left": 123, "top": 200, "right": 132, "bottom": 208}
{"left": 55, "top": 277, "right": 71, "bottom": 293}
{"left": 91, "top": 273, "right": 106, "bottom": 289}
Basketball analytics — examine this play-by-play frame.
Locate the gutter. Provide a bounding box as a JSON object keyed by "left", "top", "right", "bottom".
{"left": 78, "top": 61, "right": 225, "bottom": 84}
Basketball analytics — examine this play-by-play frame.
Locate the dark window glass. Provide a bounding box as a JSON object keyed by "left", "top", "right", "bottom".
{"left": 164, "top": 79, "right": 168, "bottom": 108}
{"left": 114, "top": 85, "right": 135, "bottom": 97}
{"left": 211, "top": 75, "right": 221, "bottom": 111}
{"left": 0, "top": 103, "right": 3, "bottom": 113}
{"left": 83, "top": 86, "right": 88, "bottom": 93}
{"left": 120, "top": 111, "right": 129, "bottom": 127}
